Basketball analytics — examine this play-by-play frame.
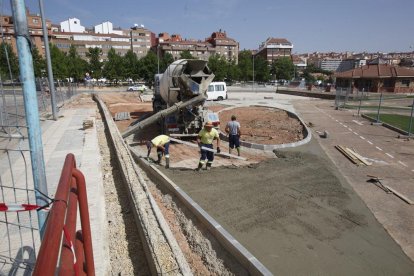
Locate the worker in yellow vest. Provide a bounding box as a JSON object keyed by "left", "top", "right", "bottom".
{"left": 146, "top": 134, "right": 170, "bottom": 168}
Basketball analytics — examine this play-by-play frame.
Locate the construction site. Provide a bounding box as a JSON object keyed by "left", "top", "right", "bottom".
{"left": 2, "top": 59, "right": 414, "bottom": 275}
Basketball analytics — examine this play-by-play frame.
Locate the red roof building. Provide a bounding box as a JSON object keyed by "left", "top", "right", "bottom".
{"left": 335, "top": 64, "right": 414, "bottom": 93}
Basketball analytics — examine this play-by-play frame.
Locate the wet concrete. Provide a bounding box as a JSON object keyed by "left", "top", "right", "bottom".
{"left": 160, "top": 139, "right": 414, "bottom": 275}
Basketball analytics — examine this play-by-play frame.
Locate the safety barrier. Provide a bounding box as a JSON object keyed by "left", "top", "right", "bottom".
{"left": 33, "top": 153, "right": 95, "bottom": 275}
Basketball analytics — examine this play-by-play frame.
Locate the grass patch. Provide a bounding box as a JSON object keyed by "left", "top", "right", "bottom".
{"left": 366, "top": 113, "right": 413, "bottom": 132}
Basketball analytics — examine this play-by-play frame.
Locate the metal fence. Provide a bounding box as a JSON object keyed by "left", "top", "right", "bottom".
{"left": 0, "top": 79, "right": 78, "bottom": 274}
{"left": 335, "top": 88, "right": 414, "bottom": 136}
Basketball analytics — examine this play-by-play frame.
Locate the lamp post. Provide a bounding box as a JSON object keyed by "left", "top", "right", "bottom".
{"left": 157, "top": 44, "right": 160, "bottom": 74}
{"left": 252, "top": 54, "right": 255, "bottom": 92}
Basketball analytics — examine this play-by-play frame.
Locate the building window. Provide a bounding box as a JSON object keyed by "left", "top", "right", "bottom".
{"left": 401, "top": 79, "right": 410, "bottom": 87}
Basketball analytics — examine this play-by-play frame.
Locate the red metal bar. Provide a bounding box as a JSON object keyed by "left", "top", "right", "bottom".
{"left": 33, "top": 154, "right": 75, "bottom": 276}
{"left": 72, "top": 168, "right": 95, "bottom": 276}
{"left": 59, "top": 176, "right": 79, "bottom": 276}
{"left": 75, "top": 230, "right": 87, "bottom": 276}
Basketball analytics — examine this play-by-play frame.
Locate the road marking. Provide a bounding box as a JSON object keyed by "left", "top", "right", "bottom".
{"left": 353, "top": 132, "right": 359, "bottom": 135}
{"left": 367, "top": 141, "right": 373, "bottom": 145}
{"left": 343, "top": 125, "right": 348, "bottom": 128}
{"left": 348, "top": 128, "right": 353, "bottom": 131}
{"left": 376, "top": 146, "right": 383, "bottom": 151}
{"left": 360, "top": 136, "right": 366, "bottom": 140}
{"left": 352, "top": 120, "right": 364, "bottom": 126}
{"left": 398, "top": 161, "right": 408, "bottom": 167}
{"left": 335, "top": 119, "right": 339, "bottom": 122}
{"left": 385, "top": 153, "right": 394, "bottom": 159}
{"left": 339, "top": 122, "right": 344, "bottom": 126}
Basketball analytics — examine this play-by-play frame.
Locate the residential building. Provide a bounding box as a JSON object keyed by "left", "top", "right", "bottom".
{"left": 156, "top": 30, "right": 239, "bottom": 63}
{"left": 335, "top": 64, "right": 414, "bottom": 93}
{"left": 94, "top": 21, "right": 123, "bottom": 35}
{"left": 0, "top": 9, "right": 52, "bottom": 56}
{"left": 60, "top": 18, "right": 85, "bottom": 33}
{"left": 255, "top": 37, "right": 293, "bottom": 64}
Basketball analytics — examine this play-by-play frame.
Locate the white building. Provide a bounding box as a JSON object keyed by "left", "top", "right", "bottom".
{"left": 60, "top": 18, "right": 85, "bottom": 33}
{"left": 94, "top": 21, "right": 123, "bottom": 35}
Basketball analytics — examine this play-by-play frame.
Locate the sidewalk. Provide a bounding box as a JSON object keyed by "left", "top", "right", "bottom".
{"left": 0, "top": 103, "right": 108, "bottom": 274}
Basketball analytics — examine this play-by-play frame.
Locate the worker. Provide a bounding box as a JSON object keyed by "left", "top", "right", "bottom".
{"left": 196, "top": 121, "right": 220, "bottom": 171}
{"left": 225, "top": 115, "right": 241, "bottom": 156}
{"left": 146, "top": 134, "right": 170, "bottom": 168}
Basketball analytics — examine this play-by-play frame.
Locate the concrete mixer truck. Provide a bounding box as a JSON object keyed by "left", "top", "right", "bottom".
{"left": 122, "top": 59, "right": 217, "bottom": 138}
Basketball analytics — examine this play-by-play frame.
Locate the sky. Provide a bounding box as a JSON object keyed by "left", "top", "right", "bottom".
{"left": 2, "top": 0, "right": 414, "bottom": 54}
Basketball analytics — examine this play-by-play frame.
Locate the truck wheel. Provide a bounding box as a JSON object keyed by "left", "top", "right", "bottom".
{"left": 217, "top": 96, "right": 224, "bottom": 101}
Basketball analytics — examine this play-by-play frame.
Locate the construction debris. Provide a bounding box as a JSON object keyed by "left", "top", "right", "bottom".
{"left": 335, "top": 145, "right": 372, "bottom": 166}
{"left": 114, "top": 112, "right": 131, "bottom": 121}
{"left": 367, "top": 175, "right": 414, "bottom": 205}
{"left": 82, "top": 119, "right": 94, "bottom": 129}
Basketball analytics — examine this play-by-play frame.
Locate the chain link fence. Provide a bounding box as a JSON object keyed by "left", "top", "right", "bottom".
{"left": 0, "top": 78, "right": 78, "bottom": 273}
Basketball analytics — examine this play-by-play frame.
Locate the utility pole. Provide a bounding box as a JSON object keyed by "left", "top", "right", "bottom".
{"left": 39, "top": 0, "right": 57, "bottom": 120}
{"left": 11, "top": 0, "right": 48, "bottom": 238}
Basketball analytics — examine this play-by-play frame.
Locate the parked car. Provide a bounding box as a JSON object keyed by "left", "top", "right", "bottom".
{"left": 127, "top": 84, "right": 147, "bottom": 92}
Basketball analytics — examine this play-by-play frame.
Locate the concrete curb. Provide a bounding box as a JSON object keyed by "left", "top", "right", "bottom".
{"left": 93, "top": 94, "right": 192, "bottom": 275}
{"left": 217, "top": 105, "right": 312, "bottom": 151}
{"left": 129, "top": 148, "right": 273, "bottom": 276}
{"left": 361, "top": 114, "right": 411, "bottom": 136}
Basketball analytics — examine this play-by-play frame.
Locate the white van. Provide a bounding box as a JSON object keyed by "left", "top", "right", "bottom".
{"left": 206, "top": 82, "right": 227, "bottom": 101}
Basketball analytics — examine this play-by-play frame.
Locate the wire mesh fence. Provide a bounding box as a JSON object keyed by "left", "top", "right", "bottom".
{"left": 336, "top": 88, "right": 414, "bottom": 136}
{"left": 0, "top": 78, "right": 78, "bottom": 273}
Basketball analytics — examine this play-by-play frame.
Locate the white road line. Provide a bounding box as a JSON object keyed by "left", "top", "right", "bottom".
{"left": 398, "top": 161, "right": 408, "bottom": 167}
{"left": 335, "top": 120, "right": 339, "bottom": 122}
{"left": 352, "top": 120, "right": 364, "bottom": 126}
{"left": 343, "top": 125, "right": 348, "bottom": 128}
{"left": 385, "top": 153, "right": 394, "bottom": 159}
{"left": 376, "top": 146, "right": 383, "bottom": 151}
{"left": 360, "top": 136, "right": 366, "bottom": 140}
{"left": 367, "top": 141, "right": 373, "bottom": 145}
{"left": 339, "top": 123, "right": 344, "bottom": 125}
{"left": 348, "top": 128, "right": 353, "bottom": 131}
{"left": 353, "top": 132, "right": 359, "bottom": 135}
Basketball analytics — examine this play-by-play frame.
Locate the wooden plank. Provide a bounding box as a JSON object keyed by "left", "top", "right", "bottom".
{"left": 335, "top": 145, "right": 361, "bottom": 165}
{"left": 170, "top": 137, "right": 247, "bottom": 160}
{"left": 383, "top": 185, "right": 414, "bottom": 205}
{"left": 346, "top": 148, "right": 372, "bottom": 166}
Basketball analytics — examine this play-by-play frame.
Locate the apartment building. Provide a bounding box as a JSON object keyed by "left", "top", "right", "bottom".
{"left": 255, "top": 37, "right": 293, "bottom": 63}
{"left": 0, "top": 9, "right": 52, "bottom": 56}
{"left": 156, "top": 30, "right": 239, "bottom": 63}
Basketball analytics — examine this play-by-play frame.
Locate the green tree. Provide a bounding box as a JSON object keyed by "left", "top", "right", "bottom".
{"left": 160, "top": 52, "right": 174, "bottom": 73}
{"left": 49, "top": 44, "right": 68, "bottom": 79}
{"left": 67, "top": 45, "right": 87, "bottom": 81}
{"left": 31, "top": 47, "right": 45, "bottom": 78}
{"left": 139, "top": 51, "right": 158, "bottom": 87}
{"left": 227, "top": 60, "right": 241, "bottom": 81}
{"left": 86, "top": 47, "right": 102, "bottom": 79}
{"left": 208, "top": 54, "right": 228, "bottom": 81}
{"left": 0, "top": 42, "right": 19, "bottom": 80}
{"left": 237, "top": 50, "right": 253, "bottom": 81}
{"left": 179, "top": 50, "right": 195, "bottom": 59}
{"left": 254, "top": 56, "right": 270, "bottom": 82}
{"left": 123, "top": 50, "right": 139, "bottom": 81}
{"left": 103, "top": 48, "right": 124, "bottom": 83}
{"left": 273, "top": 57, "right": 294, "bottom": 81}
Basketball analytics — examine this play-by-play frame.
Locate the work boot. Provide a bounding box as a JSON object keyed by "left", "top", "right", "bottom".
{"left": 196, "top": 163, "right": 203, "bottom": 171}
{"left": 206, "top": 163, "right": 212, "bottom": 171}
{"left": 165, "top": 158, "right": 170, "bottom": 169}
{"left": 156, "top": 152, "right": 162, "bottom": 164}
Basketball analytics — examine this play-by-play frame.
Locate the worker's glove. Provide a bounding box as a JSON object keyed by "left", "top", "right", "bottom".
{"left": 216, "top": 147, "right": 221, "bottom": 153}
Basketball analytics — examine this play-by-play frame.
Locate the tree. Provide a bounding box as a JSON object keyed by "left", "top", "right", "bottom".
{"left": 237, "top": 50, "right": 253, "bottom": 81}
{"left": 179, "top": 50, "right": 195, "bottom": 59}
{"left": 49, "top": 44, "right": 68, "bottom": 79}
{"left": 160, "top": 52, "right": 174, "bottom": 73}
{"left": 208, "top": 54, "right": 228, "bottom": 81}
{"left": 227, "top": 60, "right": 241, "bottom": 81}
{"left": 67, "top": 45, "right": 87, "bottom": 81}
{"left": 103, "top": 48, "right": 124, "bottom": 83}
{"left": 122, "top": 50, "right": 139, "bottom": 81}
{"left": 31, "top": 47, "right": 45, "bottom": 78}
{"left": 273, "top": 57, "right": 294, "bottom": 81}
{"left": 254, "top": 56, "right": 270, "bottom": 82}
{"left": 138, "top": 51, "right": 158, "bottom": 87}
{"left": 86, "top": 47, "right": 102, "bottom": 79}
{"left": 0, "top": 42, "right": 19, "bottom": 80}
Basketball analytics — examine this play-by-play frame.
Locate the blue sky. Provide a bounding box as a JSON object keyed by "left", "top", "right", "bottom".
{"left": 3, "top": 0, "right": 414, "bottom": 53}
